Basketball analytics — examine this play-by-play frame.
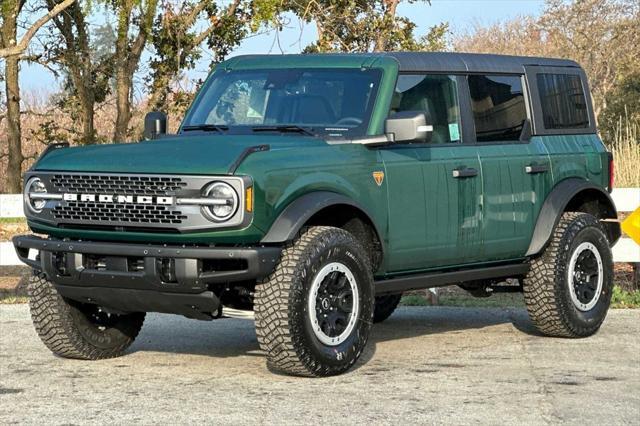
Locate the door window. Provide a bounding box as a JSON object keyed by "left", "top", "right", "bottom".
{"left": 468, "top": 75, "right": 526, "bottom": 142}
{"left": 391, "top": 74, "right": 462, "bottom": 144}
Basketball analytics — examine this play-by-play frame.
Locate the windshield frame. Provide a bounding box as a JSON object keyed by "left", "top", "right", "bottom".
{"left": 179, "top": 67, "right": 384, "bottom": 139}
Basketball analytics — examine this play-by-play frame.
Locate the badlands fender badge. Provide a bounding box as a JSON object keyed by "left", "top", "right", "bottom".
{"left": 372, "top": 171, "right": 385, "bottom": 186}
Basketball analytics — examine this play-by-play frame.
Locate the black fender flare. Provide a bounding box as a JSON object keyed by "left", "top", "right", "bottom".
{"left": 260, "top": 191, "right": 382, "bottom": 244}
{"left": 525, "top": 178, "right": 619, "bottom": 256}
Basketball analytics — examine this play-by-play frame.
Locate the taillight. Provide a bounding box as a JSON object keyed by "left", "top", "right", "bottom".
{"left": 608, "top": 153, "right": 614, "bottom": 192}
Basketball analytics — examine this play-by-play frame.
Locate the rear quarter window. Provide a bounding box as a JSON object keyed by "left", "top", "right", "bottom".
{"left": 536, "top": 73, "right": 589, "bottom": 129}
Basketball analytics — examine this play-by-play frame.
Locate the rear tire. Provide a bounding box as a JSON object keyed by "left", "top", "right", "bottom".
{"left": 373, "top": 294, "right": 402, "bottom": 323}
{"left": 523, "top": 212, "right": 613, "bottom": 337}
{"left": 28, "top": 273, "right": 145, "bottom": 359}
{"left": 254, "top": 226, "right": 374, "bottom": 377}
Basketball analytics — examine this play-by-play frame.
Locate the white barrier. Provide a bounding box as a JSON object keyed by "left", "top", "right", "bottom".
{"left": 0, "top": 194, "right": 23, "bottom": 218}
{"left": 1, "top": 189, "right": 639, "bottom": 266}
{"left": 0, "top": 241, "right": 21, "bottom": 267}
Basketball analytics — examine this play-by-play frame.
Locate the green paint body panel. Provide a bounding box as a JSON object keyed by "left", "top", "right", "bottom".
{"left": 27, "top": 54, "right": 611, "bottom": 278}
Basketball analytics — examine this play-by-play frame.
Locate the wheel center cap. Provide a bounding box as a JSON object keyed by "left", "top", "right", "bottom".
{"left": 320, "top": 298, "right": 331, "bottom": 310}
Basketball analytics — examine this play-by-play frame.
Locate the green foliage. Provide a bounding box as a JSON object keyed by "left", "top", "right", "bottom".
{"left": 29, "top": 115, "right": 72, "bottom": 146}
{"left": 611, "top": 285, "right": 640, "bottom": 309}
{"left": 400, "top": 294, "right": 431, "bottom": 306}
{"left": 286, "top": 0, "right": 447, "bottom": 53}
{"left": 599, "top": 73, "right": 640, "bottom": 142}
{"left": 146, "top": 0, "right": 262, "bottom": 114}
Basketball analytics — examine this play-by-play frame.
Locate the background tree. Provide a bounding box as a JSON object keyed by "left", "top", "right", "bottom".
{"left": 147, "top": 0, "right": 247, "bottom": 116}
{"left": 44, "top": 0, "right": 113, "bottom": 145}
{"left": 539, "top": 0, "right": 640, "bottom": 119}
{"left": 286, "top": 0, "right": 447, "bottom": 53}
{"left": 1, "top": 0, "right": 75, "bottom": 192}
{"left": 111, "top": 0, "right": 158, "bottom": 142}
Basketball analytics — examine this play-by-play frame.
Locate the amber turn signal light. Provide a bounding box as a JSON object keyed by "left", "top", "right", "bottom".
{"left": 245, "top": 186, "right": 253, "bottom": 212}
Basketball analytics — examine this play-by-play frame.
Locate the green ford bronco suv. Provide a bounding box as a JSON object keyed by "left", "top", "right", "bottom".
{"left": 14, "top": 52, "right": 620, "bottom": 377}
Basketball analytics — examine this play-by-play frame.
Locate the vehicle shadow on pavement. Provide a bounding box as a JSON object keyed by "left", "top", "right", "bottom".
{"left": 128, "top": 307, "right": 540, "bottom": 365}
{"left": 353, "top": 306, "right": 540, "bottom": 369}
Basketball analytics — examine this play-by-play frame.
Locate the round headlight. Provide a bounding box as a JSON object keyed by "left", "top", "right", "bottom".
{"left": 201, "top": 182, "right": 239, "bottom": 222}
{"left": 25, "top": 177, "right": 47, "bottom": 213}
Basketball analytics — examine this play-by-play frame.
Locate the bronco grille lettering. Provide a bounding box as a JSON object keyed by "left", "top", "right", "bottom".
{"left": 62, "top": 193, "right": 175, "bottom": 205}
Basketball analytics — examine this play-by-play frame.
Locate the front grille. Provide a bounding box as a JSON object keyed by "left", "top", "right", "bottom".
{"left": 52, "top": 201, "right": 187, "bottom": 224}
{"left": 30, "top": 172, "right": 247, "bottom": 231}
{"left": 50, "top": 174, "right": 186, "bottom": 195}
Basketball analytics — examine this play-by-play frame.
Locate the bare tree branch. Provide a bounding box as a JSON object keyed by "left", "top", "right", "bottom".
{"left": 0, "top": 0, "right": 76, "bottom": 58}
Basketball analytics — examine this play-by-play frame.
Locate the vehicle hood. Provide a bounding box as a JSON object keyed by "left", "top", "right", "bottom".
{"left": 33, "top": 134, "right": 327, "bottom": 175}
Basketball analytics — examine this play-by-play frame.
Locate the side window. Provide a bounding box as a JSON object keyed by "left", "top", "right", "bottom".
{"left": 536, "top": 73, "right": 589, "bottom": 129}
{"left": 468, "top": 75, "right": 526, "bottom": 142}
{"left": 391, "top": 74, "right": 462, "bottom": 144}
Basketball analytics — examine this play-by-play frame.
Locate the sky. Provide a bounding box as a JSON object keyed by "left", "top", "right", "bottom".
{"left": 18, "top": 0, "right": 546, "bottom": 94}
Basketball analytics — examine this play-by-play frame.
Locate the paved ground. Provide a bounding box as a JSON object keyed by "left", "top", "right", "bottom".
{"left": 1, "top": 305, "right": 638, "bottom": 425}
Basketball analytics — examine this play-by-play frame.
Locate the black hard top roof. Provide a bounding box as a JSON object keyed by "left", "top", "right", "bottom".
{"left": 382, "top": 51, "right": 580, "bottom": 73}
{"left": 225, "top": 52, "right": 582, "bottom": 74}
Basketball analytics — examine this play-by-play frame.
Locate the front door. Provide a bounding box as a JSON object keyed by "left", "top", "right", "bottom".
{"left": 381, "top": 73, "right": 483, "bottom": 272}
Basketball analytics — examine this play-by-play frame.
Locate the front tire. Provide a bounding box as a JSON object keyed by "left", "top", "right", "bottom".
{"left": 254, "top": 226, "right": 374, "bottom": 377}
{"left": 28, "top": 273, "right": 145, "bottom": 359}
{"left": 523, "top": 212, "right": 613, "bottom": 337}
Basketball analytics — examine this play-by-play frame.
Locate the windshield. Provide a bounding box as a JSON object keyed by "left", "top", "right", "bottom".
{"left": 181, "top": 68, "right": 382, "bottom": 138}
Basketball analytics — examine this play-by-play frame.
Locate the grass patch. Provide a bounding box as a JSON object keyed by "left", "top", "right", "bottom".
{"left": 400, "top": 285, "right": 639, "bottom": 309}
{"left": 0, "top": 218, "right": 26, "bottom": 224}
{"left": 0, "top": 296, "right": 28, "bottom": 304}
{"left": 400, "top": 291, "right": 524, "bottom": 308}
{"left": 400, "top": 294, "right": 431, "bottom": 306}
{"left": 438, "top": 293, "right": 525, "bottom": 308}
{"left": 611, "top": 285, "right": 640, "bottom": 309}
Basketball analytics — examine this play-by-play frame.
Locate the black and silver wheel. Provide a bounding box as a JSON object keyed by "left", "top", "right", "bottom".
{"left": 373, "top": 294, "right": 402, "bottom": 323}
{"left": 29, "top": 273, "right": 145, "bottom": 359}
{"left": 309, "top": 262, "right": 360, "bottom": 345}
{"left": 254, "top": 226, "right": 374, "bottom": 377}
{"left": 523, "top": 212, "right": 613, "bottom": 337}
{"left": 567, "top": 242, "right": 604, "bottom": 311}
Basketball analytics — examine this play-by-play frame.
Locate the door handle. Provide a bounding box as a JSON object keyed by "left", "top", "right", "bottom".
{"left": 452, "top": 168, "right": 478, "bottom": 178}
{"left": 525, "top": 164, "right": 549, "bottom": 174}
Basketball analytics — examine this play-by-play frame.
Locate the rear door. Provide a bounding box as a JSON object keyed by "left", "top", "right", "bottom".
{"left": 381, "top": 73, "right": 483, "bottom": 272}
{"left": 468, "top": 74, "right": 553, "bottom": 260}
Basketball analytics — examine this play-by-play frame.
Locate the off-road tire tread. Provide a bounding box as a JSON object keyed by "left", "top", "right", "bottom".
{"left": 523, "top": 212, "right": 611, "bottom": 338}
{"left": 28, "top": 273, "right": 145, "bottom": 360}
{"left": 254, "top": 226, "right": 373, "bottom": 377}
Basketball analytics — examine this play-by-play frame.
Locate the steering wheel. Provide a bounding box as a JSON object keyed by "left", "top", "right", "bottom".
{"left": 335, "top": 117, "right": 363, "bottom": 126}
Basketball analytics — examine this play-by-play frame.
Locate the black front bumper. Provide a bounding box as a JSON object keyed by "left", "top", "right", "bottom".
{"left": 13, "top": 235, "right": 281, "bottom": 319}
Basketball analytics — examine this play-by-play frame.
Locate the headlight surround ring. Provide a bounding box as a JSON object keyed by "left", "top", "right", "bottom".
{"left": 24, "top": 177, "right": 48, "bottom": 213}
{"left": 200, "top": 181, "right": 239, "bottom": 222}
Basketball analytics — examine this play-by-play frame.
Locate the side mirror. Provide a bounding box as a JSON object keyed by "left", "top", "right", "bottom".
{"left": 143, "top": 111, "right": 167, "bottom": 140}
{"left": 385, "top": 111, "right": 432, "bottom": 143}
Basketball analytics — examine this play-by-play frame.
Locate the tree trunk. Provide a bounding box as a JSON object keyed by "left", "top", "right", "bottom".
{"left": 112, "top": 0, "right": 156, "bottom": 142}
{"left": 114, "top": 68, "right": 132, "bottom": 142}
{"left": 79, "top": 92, "right": 95, "bottom": 145}
{"left": 374, "top": 0, "right": 400, "bottom": 52}
{"left": 5, "top": 55, "right": 23, "bottom": 193}
{"left": 2, "top": 0, "right": 24, "bottom": 193}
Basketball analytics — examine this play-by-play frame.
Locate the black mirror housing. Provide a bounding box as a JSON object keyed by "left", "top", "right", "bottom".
{"left": 385, "top": 111, "right": 432, "bottom": 143}
{"left": 143, "top": 111, "right": 167, "bottom": 140}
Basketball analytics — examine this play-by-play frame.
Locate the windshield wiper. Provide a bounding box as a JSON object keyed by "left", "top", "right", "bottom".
{"left": 181, "top": 124, "right": 228, "bottom": 133}
{"left": 251, "top": 125, "right": 316, "bottom": 137}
